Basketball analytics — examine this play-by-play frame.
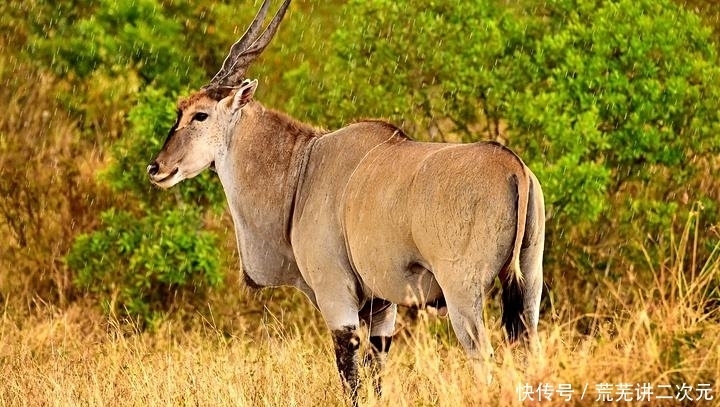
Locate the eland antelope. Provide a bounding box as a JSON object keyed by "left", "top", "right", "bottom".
{"left": 147, "top": 0, "right": 545, "bottom": 402}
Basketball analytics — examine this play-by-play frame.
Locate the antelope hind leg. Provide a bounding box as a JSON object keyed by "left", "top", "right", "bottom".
{"left": 360, "top": 301, "right": 397, "bottom": 396}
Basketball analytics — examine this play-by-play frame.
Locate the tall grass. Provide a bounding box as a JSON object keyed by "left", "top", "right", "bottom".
{"left": 1, "top": 209, "right": 718, "bottom": 406}
{"left": 0, "top": 61, "right": 112, "bottom": 306}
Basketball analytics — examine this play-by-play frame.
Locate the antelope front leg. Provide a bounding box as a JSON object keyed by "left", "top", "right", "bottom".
{"left": 332, "top": 325, "right": 361, "bottom": 405}
{"left": 315, "top": 289, "right": 362, "bottom": 405}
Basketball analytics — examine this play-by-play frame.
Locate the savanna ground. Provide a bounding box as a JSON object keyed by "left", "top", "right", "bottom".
{"left": 2, "top": 212, "right": 719, "bottom": 406}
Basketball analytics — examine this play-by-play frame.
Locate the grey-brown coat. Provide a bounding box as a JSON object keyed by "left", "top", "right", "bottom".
{"left": 147, "top": 0, "right": 545, "bottom": 403}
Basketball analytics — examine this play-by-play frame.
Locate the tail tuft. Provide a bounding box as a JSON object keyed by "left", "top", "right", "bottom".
{"left": 503, "top": 168, "right": 531, "bottom": 342}
{"left": 501, "top": 275, "right": 526, "bottom": 343}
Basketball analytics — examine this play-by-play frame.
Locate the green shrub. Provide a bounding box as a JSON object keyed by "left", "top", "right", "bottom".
{"left": 30, "top": 0, "right": 232, "bottom": 207}
{"left": 67, "top": 208, "right": 222, "bottom": 329}
{"left": 503, "top": 0, "right": 720, "bottom": 226}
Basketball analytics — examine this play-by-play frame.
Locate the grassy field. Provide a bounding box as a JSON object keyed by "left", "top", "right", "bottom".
{"left": 2, "top": 2, "right": 720, "bottom": 405}
{"left": 2, "top": 216, "right": 718, "bottom": 407}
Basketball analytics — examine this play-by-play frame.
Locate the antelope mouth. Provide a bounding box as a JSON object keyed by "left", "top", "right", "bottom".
{"left": 151, "top": 167, "right": 180, "bottom": 188}
{"left": 160, "top": 167, "right": 179, "bottom": 183}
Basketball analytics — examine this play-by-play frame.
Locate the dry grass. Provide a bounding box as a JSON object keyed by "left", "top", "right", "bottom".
{"left": 2, "top": 211, "right": 718, "bottom": 407}
{"left": 0, "top": 62, "right": 113, "bottom": 307}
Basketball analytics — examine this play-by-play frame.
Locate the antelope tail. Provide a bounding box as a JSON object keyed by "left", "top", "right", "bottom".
{"left": 510, "top": 169, "right": 531, "bottom": 285}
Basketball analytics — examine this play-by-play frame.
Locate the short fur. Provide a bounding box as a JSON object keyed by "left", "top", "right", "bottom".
{"left": 149, "top": 99, "right": 545, "bottom": 398}
{"left": 147, "top": 1, "right": 545, "bottom": 403}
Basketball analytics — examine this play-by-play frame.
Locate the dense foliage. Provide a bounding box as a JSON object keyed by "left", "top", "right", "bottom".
{"left": 67, "top": 208, "right": 222, "bottom": 327}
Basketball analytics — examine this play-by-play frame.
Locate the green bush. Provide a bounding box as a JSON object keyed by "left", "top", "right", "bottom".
{"left": 285, "top": 0, "right": 513, "bottom": 135}
{"left": 503, "top": 0, "right": 720, "bottom": 226}
{"left": 67, "top": 208, "right": 222, "bottom": 328}
{"left": 30, "top": 0, "right": 234, "bottom": 207}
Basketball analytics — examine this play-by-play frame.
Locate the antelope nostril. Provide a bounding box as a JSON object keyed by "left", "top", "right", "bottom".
{"left": 147, "top": 162, "right": 160, "bottom": 176}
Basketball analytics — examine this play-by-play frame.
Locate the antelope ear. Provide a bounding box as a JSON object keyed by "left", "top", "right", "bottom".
{"left": 230, "top": 79, "right": 258, "bottom": 113}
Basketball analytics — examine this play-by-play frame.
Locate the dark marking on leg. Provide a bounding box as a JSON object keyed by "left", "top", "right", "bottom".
{"left": 369, "top": 335, "right": 392, "bottom": 354}
{"left": 357, "top": 299, "right": 396, "bottom": 398}
{"left": 429, "top": 296, "right": 446, "bottom": 310}
{"left": 332, "top": 326, "right": 360, "bottom": 405}
{"left": 364, "top": 335, "right": 392, "bottom": 396}
{"left": 358, "top": 298, "right": 393, "bottom": 322}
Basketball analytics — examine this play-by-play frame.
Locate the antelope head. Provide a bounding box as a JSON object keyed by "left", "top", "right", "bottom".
{"left": 147, "top": 0, "right": 291, "bottom": 189}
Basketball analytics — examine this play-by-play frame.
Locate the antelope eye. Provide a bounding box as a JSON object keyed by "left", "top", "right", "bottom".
{"left": 192, "top": 112, "right": 209, "bottom": 122}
